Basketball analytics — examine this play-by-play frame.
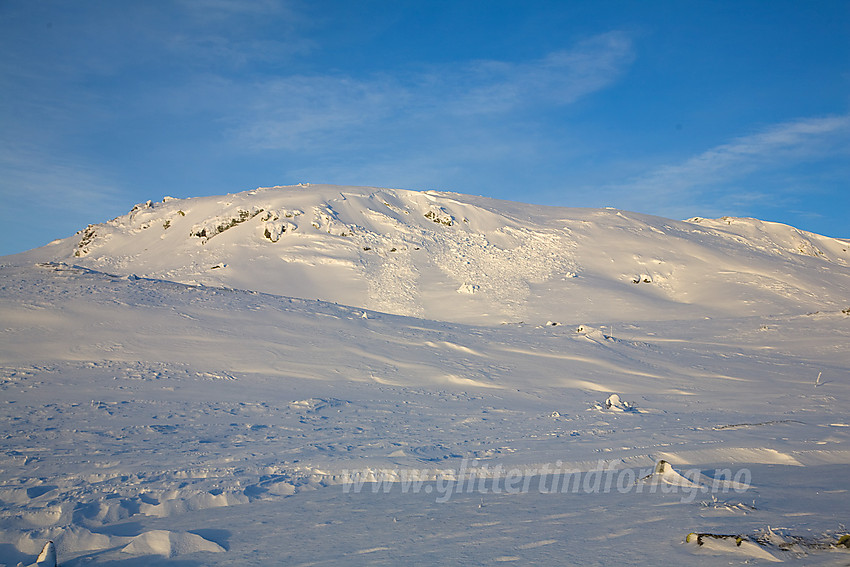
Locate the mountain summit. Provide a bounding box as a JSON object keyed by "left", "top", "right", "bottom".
{"left": 18, "top": 184, "right": 850, "bottom": 324}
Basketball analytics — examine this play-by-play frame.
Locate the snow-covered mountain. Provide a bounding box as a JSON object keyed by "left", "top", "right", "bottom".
{"left": 2, "top": 185, "right": 849, "bottom": 565}
{"left": 19, "top": 184, "right": 850, "bottom": 324}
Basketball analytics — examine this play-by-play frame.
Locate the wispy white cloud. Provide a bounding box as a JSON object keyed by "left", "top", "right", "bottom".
{"left": 175, "top": 0, "right": 292, "bottom": 18}
{"left": 0, "top": 142, "right": 126, "bottom": 217}
{"left": 0, "top": 140, "right": 131, "bottom": 253}
{"left": 628, "top": 115, "right": 850, "bottom": 191}
{"left": 434, "top": 31, "right": 635, "bottom": 115}
{"left": 235, "top": 74, "right": 403, "bottom": 150}
{"left": 167, "top": 0, "right": 313, "bottom": 68}
{"left": 607, "top": 114, "right": 850, "bottom": 217}
{"left": 232, "top": 31, "right": 635, "bottom": 150}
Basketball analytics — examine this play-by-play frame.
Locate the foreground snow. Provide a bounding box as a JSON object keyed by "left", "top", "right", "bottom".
{"left": 0, "top": 260, "right": 848, "bottom": 565}
{"left": 1, "top": 186, "right": 849, "bottom": 564}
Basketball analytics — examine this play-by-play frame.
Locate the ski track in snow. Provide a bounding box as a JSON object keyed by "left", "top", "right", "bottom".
{"left": 1, "top": 185, "right": 850, "bottom": 565}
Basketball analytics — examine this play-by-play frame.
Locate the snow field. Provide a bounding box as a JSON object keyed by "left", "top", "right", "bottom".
{"left": 0, "top": 264, "right": 848, "bottom": 563}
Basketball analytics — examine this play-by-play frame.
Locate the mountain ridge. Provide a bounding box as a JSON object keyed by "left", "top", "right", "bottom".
{"left": 9, "top": 184, "right": 850, "bottom": 325}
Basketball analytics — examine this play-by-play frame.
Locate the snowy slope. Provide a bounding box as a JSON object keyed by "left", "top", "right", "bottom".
{"left": 1, "top": 185, "right": 850, "bottom": 565}
{"left": 16, "top": 184, "right": 850, "bottom": 324}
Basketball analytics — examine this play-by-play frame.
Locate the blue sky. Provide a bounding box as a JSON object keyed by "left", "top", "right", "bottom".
{"left": 1, "top": 1, "right": 848, "bottom": 255}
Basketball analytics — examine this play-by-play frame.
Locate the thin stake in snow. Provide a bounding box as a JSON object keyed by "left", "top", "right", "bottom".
{"left": 815, "top": 371, "right": 822, "bottom": 387}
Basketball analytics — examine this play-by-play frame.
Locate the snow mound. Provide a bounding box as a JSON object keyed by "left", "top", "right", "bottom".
{"left": 121, "top": 530, "right": 225, "bottom": 557}
{"left": 640, "top": 460, "right": 701, "bottom": 488}
{"left": 15, "top": 526, "right": 112, "bottom": 555}
{"left": 685, "top": 532, "right": 782, "bottom": 562}
{"left": 139, "top": 490, "right": 248, "bottom": 517}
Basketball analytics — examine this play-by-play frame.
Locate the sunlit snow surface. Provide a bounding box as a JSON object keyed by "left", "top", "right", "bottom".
{"left": 1, "top": 185, "right": 849, "bottom": 565}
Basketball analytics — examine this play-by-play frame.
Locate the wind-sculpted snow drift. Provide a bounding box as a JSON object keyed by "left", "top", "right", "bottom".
{"left": 1, "top": 184, "right": 849, "bottom": 565}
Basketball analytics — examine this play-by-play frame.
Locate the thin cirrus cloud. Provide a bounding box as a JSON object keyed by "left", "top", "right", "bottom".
{"left": 609, "top": 114, "right": 850, "bottom": 216}
{"left": 0, "top": 140, "right": 127, "bottom": 255}
{"left": 0, "top": 142, "right": 124, "bottom": 214}
{"left": 233, "top": 32, "right": 635, "bottom": 151}
{"left": 164, "top": 3, "right": 312, "bottom": 67}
